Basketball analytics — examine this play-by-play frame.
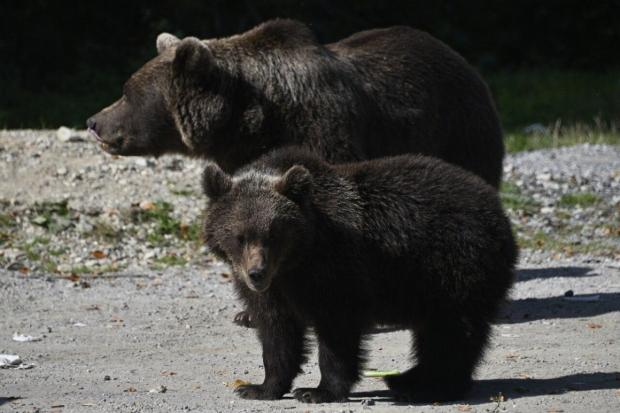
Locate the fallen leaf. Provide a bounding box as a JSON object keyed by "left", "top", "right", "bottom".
{"left": 83, "top": 304, "right": 100, "bottom": 311}
{"left": 124, "top": 387, "right": 137, "bottom": 393}
{"left": 220, "top": 272, "right": 231, "bottom": 279}
{"left": 229, "top": 379, "right": 250, "bottom": 389}
{"left": 110, "top": 315, "right": 124, "bottom": 323}
{"left": 587, "top": 323, "right": 603, "bottom": 329}
{"left": 179, "top": 222, "right": 189, "bottom": 238}
{"left": 18, "top": 266, "right": 29, "bottom": 274}
{"left": 91, "top": 250, "right": 107, "bottom": 259}
{"left": 139, "top": 200, "right": 155, "bottom": 211}
{"left": 65, "top": 273, "right": 80, "bottom": 282}
{"left": 160, "top": 370, "right": 177, "bottom": 376}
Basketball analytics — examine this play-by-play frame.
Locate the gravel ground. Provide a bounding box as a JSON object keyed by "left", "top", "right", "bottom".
{"left": 1, "top": 130, "right": 619, "bottom": 412}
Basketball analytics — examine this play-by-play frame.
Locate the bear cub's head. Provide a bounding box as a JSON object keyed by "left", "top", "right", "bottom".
{"left": 202, "top": 162, "right": 314, "bottom": 293}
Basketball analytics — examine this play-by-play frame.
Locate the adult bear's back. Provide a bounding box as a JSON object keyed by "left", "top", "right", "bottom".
{"left": 329, "top": 26, "right": 504, "bottom": 188}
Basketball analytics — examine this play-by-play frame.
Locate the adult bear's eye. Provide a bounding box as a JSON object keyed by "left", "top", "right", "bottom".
{"left": 236, "top": 234, "right": 246, "bottom": 245}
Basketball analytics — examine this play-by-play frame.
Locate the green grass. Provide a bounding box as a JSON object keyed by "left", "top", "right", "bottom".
{"left": 168, "top": 186, "right": 196, "bottom": 197}
{"left": 151, "top": 254, "right": 188, "bottom": 269}
{"left": 517, "top": 230, "right": 617, "bottom": 257}
{"left": 504, "top": 124, "right": 620, "bottom": 153}
{"left": 559, "top": 192, "right": 602, "bottom": 208}
{"left": 130, "top": 201, "right": 201, "bottom": 246}
{"left": 500, "top": 181, "right": 540, "bottom": 214}
{"left": 17, "top": 237, "right": 59, "bottom": 272}
{"left": 0, "top": 212, "right": 16, "bottom": 246}
{"left": 29, "top": 200, "right": 72, "bottom": 233}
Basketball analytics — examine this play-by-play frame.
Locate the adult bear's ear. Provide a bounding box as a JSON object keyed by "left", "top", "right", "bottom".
{"left": 156, "top": 32, "right": 180, "bottom": 54}
{"left": 202, "top": 162, "right": 232, "bottom": 199}
{"left": 173, "top": 37, "right": 213, "bottom": 75}
{"left": 275, "top": 165, "right": 313, "bottom": 204}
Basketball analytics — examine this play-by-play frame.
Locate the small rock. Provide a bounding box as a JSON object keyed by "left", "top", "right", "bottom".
{"left": 361, "top": 398, "right": 375, "bottom": 407}
{"left": 564, "top": 290, "right": 574, "bottom": 297}
{"left": 104, "top": 375, "right": 111, "bottom": 381}
{"left": 139, "top": 200, "right": 156, "bottom": 211}
{"left": 149, "top": 384, "right": 167, "bottom": 393}
{"left": 57, "top": 126, "right": 85, "bottom": 143}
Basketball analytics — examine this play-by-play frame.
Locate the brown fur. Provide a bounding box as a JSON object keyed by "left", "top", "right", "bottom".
{"left": 87, "top": 19, "right": 504, "bottom": 187}
{"left": 202, "top": 147, "right": 517, "bottom": 403}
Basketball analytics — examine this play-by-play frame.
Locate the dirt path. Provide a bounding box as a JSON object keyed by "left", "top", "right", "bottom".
{"left": 1, "top": 131, "right": 619, "bottom": 412}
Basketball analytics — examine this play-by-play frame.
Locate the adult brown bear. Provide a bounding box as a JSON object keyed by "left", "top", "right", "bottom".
{"left": 87, "top": 19, "right": 504, "bottom": 186}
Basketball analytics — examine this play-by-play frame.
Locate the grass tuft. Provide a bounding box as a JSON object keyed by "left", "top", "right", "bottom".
{"left": 559, "top": 192, "right": 602, "bottom": 207}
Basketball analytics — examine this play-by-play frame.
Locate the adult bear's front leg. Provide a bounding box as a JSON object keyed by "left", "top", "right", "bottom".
{"left": 293, "top": 324, "right": 363, "bottom": 403}
{"left": 235, "top": 306, "right": 307, "bottom": 400}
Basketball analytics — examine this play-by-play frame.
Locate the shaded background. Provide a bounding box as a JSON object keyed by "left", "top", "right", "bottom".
{"left": 1, "top": 0, "right": 619, "bottom": 131}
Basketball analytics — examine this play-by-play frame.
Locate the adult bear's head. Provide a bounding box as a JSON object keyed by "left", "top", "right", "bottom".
{"left": 85, "top": 32, "right": 233, "bottom": 157}
{"left": 86, "top": 19, "right": 317, "bottom": 161}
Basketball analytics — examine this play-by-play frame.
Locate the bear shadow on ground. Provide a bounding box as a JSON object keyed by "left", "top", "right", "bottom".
{"left": 0, "top": 397, "right": 22, "bottom": 407}
{"left": 349, "top": 371, "right": 620, "bottom": 406}
{"left": 500, "top": 292, "right": 620, "bottom": 324}
{"left": 516, "top": 266, "right": 595, "bottom": 281}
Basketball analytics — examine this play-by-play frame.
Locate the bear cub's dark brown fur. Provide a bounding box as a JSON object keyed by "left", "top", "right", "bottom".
{"left": 202, "top": 147, "right": 517, "bottom": 403}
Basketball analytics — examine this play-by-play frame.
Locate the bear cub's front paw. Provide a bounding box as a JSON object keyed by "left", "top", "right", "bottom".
{"left": 293, "top": 387, "right": 347, "bottom": 403}
{"left": 233, "top": 310, "right": 255, "bottom": 328}
{"left": 235, "top": 383, "right": 282, "bottom": 400}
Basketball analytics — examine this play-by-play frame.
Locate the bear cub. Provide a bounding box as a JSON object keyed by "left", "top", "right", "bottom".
{"left": 202, "top": 148, "right": 517, "bottom": 403}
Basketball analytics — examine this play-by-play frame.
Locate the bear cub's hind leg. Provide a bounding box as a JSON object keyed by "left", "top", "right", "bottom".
{"left": 385, "top": 316, "right": 490, "bottom": 402}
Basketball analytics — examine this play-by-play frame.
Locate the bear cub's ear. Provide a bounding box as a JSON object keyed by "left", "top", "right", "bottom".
{"left": 173, "top": 37, "right": 213, "bottom": 75}
{"left": 156, "top": 32, "right": 180, "bottom": 54}
{"left": 275, "top": 165, "right": 313, "bottom": 204}
{"left": 202, "top": 162, "right": 232, "bottom": 200}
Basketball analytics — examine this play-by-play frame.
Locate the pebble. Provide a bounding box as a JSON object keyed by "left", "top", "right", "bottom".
{"left": 56, "top": 126, "right": 86, "bottom": 143}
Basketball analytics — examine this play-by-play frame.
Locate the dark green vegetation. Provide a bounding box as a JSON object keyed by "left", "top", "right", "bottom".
{"left": 1, "top": 1, "right": 618, "bottom": 145}
{"left": 490, "top": 71, "right": 620, "bottom": 152}
{"left": 559, "top": 193, "right": 602, "bottom": 208}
